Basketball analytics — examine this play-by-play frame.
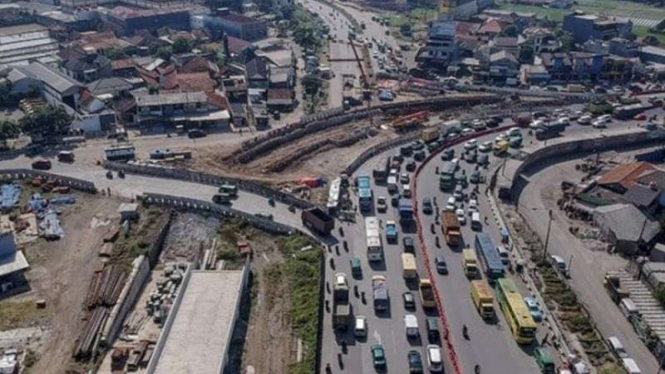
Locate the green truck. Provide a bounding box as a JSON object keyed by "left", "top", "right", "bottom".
{"left": 439, "top": 162, "right": 456, "bottom": 190}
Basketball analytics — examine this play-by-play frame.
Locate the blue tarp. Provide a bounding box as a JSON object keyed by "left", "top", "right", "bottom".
{"left": 50, "top": 196, "right": 76, "bottom": 205}
{"left": 0, "top": 184, "right": 21, "bottom": 210}
{"left": 28, "top": 194, "right": 47, "bottom": 213}
{"left": 39, "top": 210, "right": 64, "bottom": 239}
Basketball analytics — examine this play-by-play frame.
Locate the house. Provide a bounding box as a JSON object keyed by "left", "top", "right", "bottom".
{"left": 621, "top": 184, "right": 661, "bottom": 213}
{"left": 246, "top": 58, "right": 269, "bottom": 89}
{"left": 269, "top": 66, "right": 294, "bottom": 89}
{"left": 62, "top": 52, "right": 113, "bottom": 83}
{"left": 537, "top": 51, "right": 636, "bottom": 83}
{"left": 522, "top": 27, "right": 560, "bottom": 54}
{"left": 111, "top": 59, "right": 137, "bottom": 77}
{"left": 563, "top": 12, "right": 632, "bottom": 44}
{"left": 98, "top": 5, "right": 191, "bottom": 33}
{"left": 216, "top": 10, "right": 267, "bottom": 42}
{"left": 36, "top": 10, "right": 94, "bottom": 32}
{"left": 118, "top": 203, "right": 139, "bottom": 222}
{"left": 73, "top": 31, "right": 133, "bottom": 56}
{"left": 488, "top": 50, "right": 519, "bottom": 82}
{"left": 592, "top": 204, "right": 660, "bottom": 255}
{"left": 608, "top": 38, "right": 639, "bottom": 58}
{"left": 478, "top": 18, "right": 504, "bottom": 36}
{"left": 598, "top": 162, "right": 657, "bottom": 194}
{"left": 417, "top": 20, "right": 459, "bottom": 68}
{"left": 640, "top": 46, "right": 665, "bottom": 65}
{"left": 267, "top": 88, "right": 294, "bottom": 112}
{"left": 176, "top": 72, "right": 216, "bottom": 93}
{"left": 520, "top": 64, "right": 551, "bottom": 84}
{"left": 133, "top": 91, "right": 230, "bottom": 130}
{"left": 0, "top": 24, "right": 59, "bottom": 66}
{"left": 87, "top": 77, "right": 133, "bottom": 98}
{"left": 490, "top": 37, "right": 519, "bottom": 56}
{"left": 0, "top": 232, "right": 29, "bottom": 286}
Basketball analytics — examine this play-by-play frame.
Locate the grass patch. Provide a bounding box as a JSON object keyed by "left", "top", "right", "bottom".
{"left": 597, "top": 362, "right": 624, "bottom": 374}
{"left": 264, "top": 263, "right": 284, "bottom": 310}
{"left": 496, "top": 0, "right": 665, "bottom": 23}
{"left": 278, "top": 235, "right": 321, "bottom": 374}
{"left": 0, "top": 301, "right": 46, "bottom": 331}
{"left": 386, "top": 7, "right": 438, "bottom": 28}
{"left": 634, "top": 25, "right": 665, "bottom": 45}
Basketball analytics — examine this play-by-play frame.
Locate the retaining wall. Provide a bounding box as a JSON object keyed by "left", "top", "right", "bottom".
{"left": 103, "top": 162, "right": 317, "bottom": 210}
{"left": 0, "top": 169, "right": 97, "bottom": 193}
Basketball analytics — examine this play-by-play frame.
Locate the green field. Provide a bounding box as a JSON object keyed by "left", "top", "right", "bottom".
{"left": 496, "top": 0, "right": 665, "bottom": 23}
{"left": 386, "top": 7, "right": 439, "bottom": 28}
{"left": 634, "top": 25, "right": 665, "bottom": 44}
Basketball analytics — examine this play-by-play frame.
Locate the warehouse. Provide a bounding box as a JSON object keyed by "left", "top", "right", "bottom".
{"left": 147, "top": 267, "right": 248, "bottom": 374}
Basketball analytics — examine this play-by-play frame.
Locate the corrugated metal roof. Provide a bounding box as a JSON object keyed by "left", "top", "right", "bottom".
{"left": 135, "top": 91, "right": 207, "bottom": 106}
{"left": 21, "top": 62, "right": 81, "bottom": 94}
{"left": 593, "top": 204, "right": 661, "bottom": 242}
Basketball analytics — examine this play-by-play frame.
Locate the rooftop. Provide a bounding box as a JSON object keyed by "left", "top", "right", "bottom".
{"left": 220, "top": 12, "right": 262, "bottom": 24}
{"left": 622, "top": 184, "right": 660, "bottom": 208}
{"left": 598, "top": 162, "right": 657, "bottom": 191}
{"left": 151, "top": 269, "right": 245, "bottom": 374}
{"left": 20, "top": 62, "right": 81, "bottom": 94}
{"left": 593, "top": 204, "right": 660, "bottom": 242}
{"left": 135, "top": 91, "right": 208, "bottom": 106}
{"left": 0, "top": 24, "right": 47, "bottom": 38}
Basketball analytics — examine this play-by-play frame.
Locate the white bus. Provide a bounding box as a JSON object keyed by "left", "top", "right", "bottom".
{"left": 366, "top": 217, "right": 383, "bottom": 261}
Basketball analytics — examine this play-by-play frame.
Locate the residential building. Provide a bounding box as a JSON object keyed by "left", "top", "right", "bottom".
{"left": 213, "top": 9, "right": 267, "bottom": 42}
{"left": 598, "top": 162, "right": 657, "bottom": 194}
{"left": 536, "top": 51, "right": 636, "bottom": 83}
{"left": 563, "top": 12, "right": 632, "bottom": 44}
{"left": 246, "top": 58, "right": 269, "bottom": 89}
{"left": 133, "top": 91, "right": 230, "bottom": 129}
{"left": 519, "top": 64, "right": 551, "bottom": 84}
{"left": 0, "top": 24, "right": 59, "bottom": 66}
{"left": 0, "top": 232, "right": 29, "bottom": 285}
{"left": 490, "top": 37, "right": 519, "bottom": 56}
{"left": 36, "top": 10, "right": 95, "bottom": 32}
{"left": 62, "top": 52, "right": 113, "bottom": 83}
{"left": 267, "top": 88, "right": 294, "bottom": 111}
{"left": 608, "top": 38, "right": 639, "bottom": 58}
{"left": 417, "top": 20, "right": 459, "bottom": 68}
{"left": 522, "top": 27, "right": 560, "bottom": 54}
{"left": 98, "top": 5, "right": 191, "bottom": 33}
{"left": 592, "top": 204, "right": 660, "bottom": 255}
{"left": 488, "top": 50, "right": 519, "bottom": 82}
{"left": 87, "top": 77, "right": 133, "bottom": 98}
{"left": 640, "top": 46, "right": 665, "bottom": 65}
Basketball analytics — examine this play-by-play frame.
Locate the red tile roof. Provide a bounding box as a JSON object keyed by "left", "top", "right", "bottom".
{"left": 206, "top": 92, "right": 229, "bottom": 109}
{"left": 598, "top": 162, "right": 657, "bottom": 191}
{"left": 177, "top": 72, "right": 215, "bottom": 92}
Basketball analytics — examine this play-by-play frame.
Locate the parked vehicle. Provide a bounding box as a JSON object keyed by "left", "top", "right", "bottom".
{"left": 524, "top": 296, "right": 543, "bottom": 322}
{"left": 212, "top": 193, "right": 232, "bottom": 205}
{"left": 301, "top": 207, "right": 334, "bottom": 235}
{"left": 426, "top": 318, "right": 440, "bottom": 342}
{"left": 57, "top": 151, "right": 75, "bottom": 162}
{"left": 426, "top": 345, "right": 443, "bottom": 372}
{"left": 403, "top": 291, "right": 416, "bottom": 310}
{"left": 607, "top": 336, "right": 628, "bottom": 359}
{"left": 31, "top": 159, "right": 52, "bottom": 170}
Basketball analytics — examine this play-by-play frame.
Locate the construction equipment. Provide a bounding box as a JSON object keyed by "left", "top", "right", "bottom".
{"left": 604, "top": 274, "right": 631, "bottom": 303}
{"left": 392, "top": 111, "right": 430, "bottom": 131}
{"left": 348, "top": 35, "right": 368, "bottom": 89}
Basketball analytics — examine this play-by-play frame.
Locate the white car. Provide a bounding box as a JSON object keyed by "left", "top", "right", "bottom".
{"left": 529, "top": 119, "right": 544, "bottom": 129}
{"left": 461, "top": 128, "right": 474, "bottom": 135}
{"left": 447, "top": 196, "right": 456, "bottom": 206}
{"left": 494, "top": 134, "right": 507, "bottom": 143}
{"left": 468, "top": 199, "right": 478, "bottom": 214}
{"left": 592, "top": 120, "right": 607, "bottom": 128}
{"left": 456, "top": 209, "right": 466, "bottom": 225}
{"left": 464, "top": 139, "right": 478, "bottom": 150}
{"left": 451, "top": 158, "right": 459, "bottom": 170}
{"left": 478, "top": 141, "right": 492, "bottom": 152}
{"left": 505, "top": 128, "right": 521, "bottom": 138}
{"left": 335, "top": 273, "right": 348, "bottom": 289}
{"left": 447, "top": 132, "right": 460, "bottom": 140}
{"left": 445, "top": 203, "right": 455, "bottom": 212}
{"left": 577, "top": 115, "right": 592, "bottom": 125}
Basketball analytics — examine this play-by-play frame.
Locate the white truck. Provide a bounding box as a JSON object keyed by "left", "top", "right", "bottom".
{"left": 387, "top": 176, "right": 398, "bottom": 194}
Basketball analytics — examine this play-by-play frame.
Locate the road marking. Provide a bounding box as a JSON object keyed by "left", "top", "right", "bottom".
{"left": 373, "top": 330, "right": 381, "bottom": 344}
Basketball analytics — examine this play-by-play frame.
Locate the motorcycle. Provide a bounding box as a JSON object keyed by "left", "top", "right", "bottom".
{"left": 463, "top": 325, "right": 469, "bottom": 340}
{"left": 339, "top": 227, "right": 344, "bottom": 237}
{"left": 435, "top": 166, "right": 439, "bottom": 174}
{"left": 288, "top": 205, "right": 296, "bottom": 213}
{"left": 118, "top": 170, "right": 125, "bottom": 178}
{"left": 338, "top": 353, "right": 344, "bottom": 369}
{"left": 343, "top": 241, "right": 348, "bottom": 252}
{"left": 326, "top": 363, "right": 332, "bottom": 374}
{"left": 435, "top": 236, "right": 440, "bottom": 248}
{"left": 329, "top": 258, "right": 335, "bottom": 270}
{"left": 475, "top": 364, "right": 480, "bottom": 374}
{"left": 354, "top": 285, "right": 359, "bottom": 298}
{"left": 361, "top": 291, "right": 366, "bottom": 304}
{"left": 106, "top": 171, "right": 113, "bottom": 179}
{"left": 430, "top": 223, "right": 435, "bottom": 234}
{"left": 268, "top": 198, "right": 275, "bottom": 207}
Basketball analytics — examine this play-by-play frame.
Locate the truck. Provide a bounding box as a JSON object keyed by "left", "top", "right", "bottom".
{"left": 372, "top": 157, "right": 390, "bottom": 184}
{"left": 402, "top": 253, "right": 418, "bottom": 280}
{"left": 419, "top": 279, "right": 436, "bottom": 309}
{"left": 462, "top": 248, "right": 478, "bottom": 278}
{"left": 333, "top": 303, "right": 351, "bottom": 330}
{"left": 512, "top": 113, "right": 532, "bottom": 128}
{"left": 535, "top": 122, "right": 565, "bottom": 140}
{"left": 301, "top": 207, "right": 334, "bottom": 235}
{"left": 398, "top": 199, "right": 413, "bottom": 221}
{"left": 441, "top": 211, "right": 461, "bottom": 246}
{"left": 604, "top": 274, "right": 630, "bottom": 303}
{"left": 385, "top": 220, "right": 398, "bottom": 243}
{"left": 493, "top": 140, "right": 509, "bottom": 156}
{"left": 372, "top": 275, "right": 389, "bottom": 311}
{"left": 439, "top": 162, "right": 456, "bottom": 190}
{"left": 470, "top": 280, "right": 495, "bottom": 319}
{"left": 421, "top": 128, "right": 440, "bottom": 143}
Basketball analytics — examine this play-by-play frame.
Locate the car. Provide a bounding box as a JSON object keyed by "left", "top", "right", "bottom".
{"left": 557, "top": 117, "right": 570, "bottom": 126}
{"left": 634, "top": 113, "right": 647, "bottom": 121}
{"left": 377, "top": 196, "right": 387, "bottom": 212}
{"left": 447, "top": 196, "right": 456, "bottom": 206}
{"left": 451, "top": 158, "right": 459, "bottom": 170}
{"left": 426, "top": 344, "right": 443, "bottom": 372}
{"left": 468, "top": 199, "right": 478, "bottom": 213}
{"left": 506, "top": 127, "right": 522, "bottom": 138}
{"left": 529, "top": 119, "right": 545, "bottom": 129}
{"left": 577, "top": 115, "right": 592, "bottom": 125}
{"left": 371, "top": 344, "right": 386, "bottom": 368}
{"left": 413, "top": 150, "right": 426, "bottom": 161}
{"left": 406, "top": 160, "right": 417, "bottom": 172}
{"left": 335, "top": 272, "right": 348, "bottom": 288}
{"left": 400, "top": 146, "right": 414, "bottom": 157}
{"left": 466, "top": 151, "right": 477, "bottom": 163}
{"left": 494, "top": 134, "right": 507, "bottom": 143}
{"left": 478, "top": 141, "right": 492, "bottom": 152}
{"left": 435, "top": 256, "right": 448, "bottom": 274}
{"left": 355, "top": 316, "right": 367, "bottom": 337}
{"left": 524, "top": 296, "right": 543, "bottom": 322}
{"left": 445, "top": 203, "right": 455, "bottom": 212}
{"left": 464, "top": 139, "right": 478, "bottom": 150}
{"left": 402, "top": 184, "right": 412, "bottom": 198}
{"left": 408, "top": 350, "right": 424, "bottom": 374}
{"left": 403, "top": 236, "right": 415, "bottom": 252}
{"left": 401, "top": 173, "right": 410, "bottom": 184}
{"left": 473, "top": 121, "right": 487, "bottom": 131}
{"left": 461, "top": 128, "right": 474, "bottom": 135}
{"left": 255, "top": 213, "right": 274, "bottom": 220}
{"left": 477, "top": 154, "right": 489, "bottom": 166}
{"left": 457, "top": 174, "right": 467, "bottom": 187}
{"left": 441, "top": 148, "right": 454, "bottom": 161}
{"left": 453, "top": 184, "right": 464, "bottom": 201}
{"left": 31, "top": 159, "right": 52, "bottom": 170}
{"left": 411, "top": 140, "right": 425, "bottom": 151}
{"left": 403, "top": 291, "right": 416, "bottom": 309}
{"left": 391, "top": 196, "right": 399, "bottom": 207}
{"left": 456, "top": 209, "right": 466, "bottom": 225}
{"left": 592, "top": 120, "right": 607, "bottom": 128}
{"left": 607, "top": 336, "right": 628, "bottom": 359}
{"left": 447, "top": 132, "right": 460, "bottom": 141}
{"left": 422, "top": 197, "right": 433, "bottom": 214}
{"left": 350, "top": 257, "right": 362, "bottom": 277}
{"left": 470, "top": 170, "right": 482, "bottom": 184}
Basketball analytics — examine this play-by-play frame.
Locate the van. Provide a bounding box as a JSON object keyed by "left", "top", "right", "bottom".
{"left": 621, "top": 358, "right": 642, "bottom": 374}
{"left": 454, "top": 184, "right": 464, "bottom": 201}
{"left": 607, "top": 336, "right": 628, "bottom": 358}
{"left": 355, "top": 316, "right": 367, "bottom": 338}
{"left": 404, "top": 314, "right": 419, "bottom": 338}
{"left": 471, "top": 212, "right": 482, "bottom": 231}
{"left": 619, "top": 298, "right": 640, "bottom": 318}
{"left": 506, "top": 127, "right": 521, "bottom": 138}
{"left": 402, "top": 185, "right": 412, "bottom": 198}
{"left": 426, "top": 344, "right": 443, "bottom": 372}
{"left": 550, "top": 255, "right": 568, "bottom": 276}
{"left": 534, "top": 347, "right": 555, "bottom": 374}
{"left": 426, "top": 318, "right": 440, "bottom": 342}
{"left": 496, "top": 245, "right": 510, "bottom": 265}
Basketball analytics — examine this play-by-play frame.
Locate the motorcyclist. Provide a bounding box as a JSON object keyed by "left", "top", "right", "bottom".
{"left": 463, "top": 324, "right": 468, "bottom": 338}
{"left": 475, "top": 364, "right": 480, "bottom": 374}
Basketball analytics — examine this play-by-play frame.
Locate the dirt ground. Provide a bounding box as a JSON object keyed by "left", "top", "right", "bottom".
{"left": 1, "top": 192, "right": 124, "bottom": 374}
{"left": 184, "top": 118, "right": 397, "bottom": 185}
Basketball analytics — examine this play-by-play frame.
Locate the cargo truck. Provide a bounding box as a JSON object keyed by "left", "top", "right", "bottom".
{"left": 333, "top": 303, "right": 351, "bottom": 330}
{"left": 402, "top": 253, "right": 418, "bottom": 280}
{"left": 373, "top": 275, "right": 389, "bottom": 311}
{"left": 442, "top": 211, "right": 461, "bottom": 246}
{"left": 604, "top": 274, "right": 631, "bottom": 303}
{"left": 535, "top": 122, "right": 565, "bottom": 140}
{"left": 421, "top": 128, "right": 440, "bottom": 143}
{"left": 386, "top": 220, "right": 398, "bottom": 243}
{"left": 470, "top": 280, "right": 494, "bottom": 319}
{"left": 419, "top": 279, "right": 436, "bottom": 309}
{"left": 301, "top": 207, "right": 334, "bottom": 235}
{"left": 398, "top": 199, "right": 414, "bottom": 221}
{"left": 462, "top": 248, "right": 478, "bottom": 278}
{"left": 372, "top": 157, "right": 390, "bottom": 184}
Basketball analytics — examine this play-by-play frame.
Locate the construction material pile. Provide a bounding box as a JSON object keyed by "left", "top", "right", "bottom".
{"left": 85, "top": 264, "right": 128, "bottom": 309}
{"left": 0, "top": 184, "right": 20, "bottom": 210}
{"left": 146, "top": 264, "right": 186, "bottom": 325}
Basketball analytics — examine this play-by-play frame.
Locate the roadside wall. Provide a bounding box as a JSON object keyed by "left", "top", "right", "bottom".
{"left": 217, "top": 261, "right": 250, "bottom": 374}
{"left": 0, "top": 169, "right": 97, "bottom": 193}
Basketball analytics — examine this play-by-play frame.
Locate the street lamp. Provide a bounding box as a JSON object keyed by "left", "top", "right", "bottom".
{"left": 543, "top": 209, "right": 553, "bottom": 257}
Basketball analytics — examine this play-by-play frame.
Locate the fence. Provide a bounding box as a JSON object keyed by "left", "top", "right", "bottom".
{"left": 344, "top": 133, "right": 419, "bottom": 175}
{"left": 103, "top": 161, "right": 317, "bottom": 210}
{"left": 468, "top": 85, "right": 610, "bottom": 102}
{"left": 0, "top": 169, "right": 97, "bottom": 193}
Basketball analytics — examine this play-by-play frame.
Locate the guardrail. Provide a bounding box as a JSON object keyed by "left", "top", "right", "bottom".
{"left": 0, "top": 168, "right": 97, "bottom": 193}
{"left": 103, "top": 161, "right": 318, "bottom": 210}
{"left": 344, "top": 133, "right": 419, "bottom": 175}
{"left": 466, "top": 85, "right": 612, "bottom": 102}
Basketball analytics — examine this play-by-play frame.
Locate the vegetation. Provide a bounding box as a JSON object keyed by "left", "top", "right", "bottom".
{"left": 291, "top": 5, "right": 322, "bottom": 51}
{"left": 0, "top": 301, "right": 47, "bottom": 330}
{"left": 0, "top": 120, "right": 19, "bottom": 145}
{"left": 654, "top": 285, "right": 665, "bottom": 305}
{"left": 172, "top": 38, "right": 192, "bottom": 54}
{"left": 103, "top": 47, "right": 126, "bottom": 61}
{"left": 277, "top": 235, "right": 321, "bottom": 374}
{"left": 19, "top": 106, "right": 72, "bottom": 142}
{"left": 496, "top": 0, "right": 665, "bottom": 22}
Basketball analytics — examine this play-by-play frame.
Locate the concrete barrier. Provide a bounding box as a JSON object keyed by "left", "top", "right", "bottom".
{"left": 0, "top": 169, "right": 97, "bottom": 193}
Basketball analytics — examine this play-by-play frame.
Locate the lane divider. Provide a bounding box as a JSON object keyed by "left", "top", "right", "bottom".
{"left": 411, "top": 124, "right": 517, "bottom": 374}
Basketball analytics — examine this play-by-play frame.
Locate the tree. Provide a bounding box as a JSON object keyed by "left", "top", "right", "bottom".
{"left": 501, "top": 25, "right": 519, "bottom": 37}
{"left": 19, "top": 106, "right": 72, "bottom": 143}
{"left": 301, "top": 74, "right": 322, "bottom": 95}
{"left": 104, "top": 47, "right": 125, "bottom": 60}
{"left": 0, "top": 80, "right": 13, "bottom": 107}
{"left": 156, "top": 46, "right": 173, "bottom": 61}
{"left": 278, "top": 4, "right": 294, "bottom": 20}
{"left": 293, "top": 24, "right": 319, "bottom": 50}
{"left": 519, "top": 37, "right": 535, "bottom": 63}
{"left": 0, "top": 120, "right": 18, "bottom": 146}
{"left": 172, "top": 38, "right": 192, "bottom": 54}
{"left": 644, "top": 35, "right": 660, "bottom": 46}
{"left": 554, "top": 30, "right": 573, "bottom": 53}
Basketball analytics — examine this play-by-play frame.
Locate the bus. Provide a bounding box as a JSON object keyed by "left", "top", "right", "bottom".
{"left": 495, "top": 278, "right": 537, "bottom": 344}
{"left": 218, "top": 183, "right": 238, "bottom": 197}
{"left": 474, "top": 233, "right": 504, "bottom": 282}
{"left": 462, "top": 249, "right": 478, "bottom": 278}
{"left": 366, "top": 217, "right": 383, "bottom": 262}
{"left": 401, "top": 253, "right": 417, "bottom": 280}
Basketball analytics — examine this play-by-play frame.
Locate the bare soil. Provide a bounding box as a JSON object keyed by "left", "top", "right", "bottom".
{"left": 7, "top": 194, "right": 123, "bottom": 374}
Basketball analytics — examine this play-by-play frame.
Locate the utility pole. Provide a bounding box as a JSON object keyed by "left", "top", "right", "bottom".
{"left": 544, "top": 209, "right": 553, "bottom": 257}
